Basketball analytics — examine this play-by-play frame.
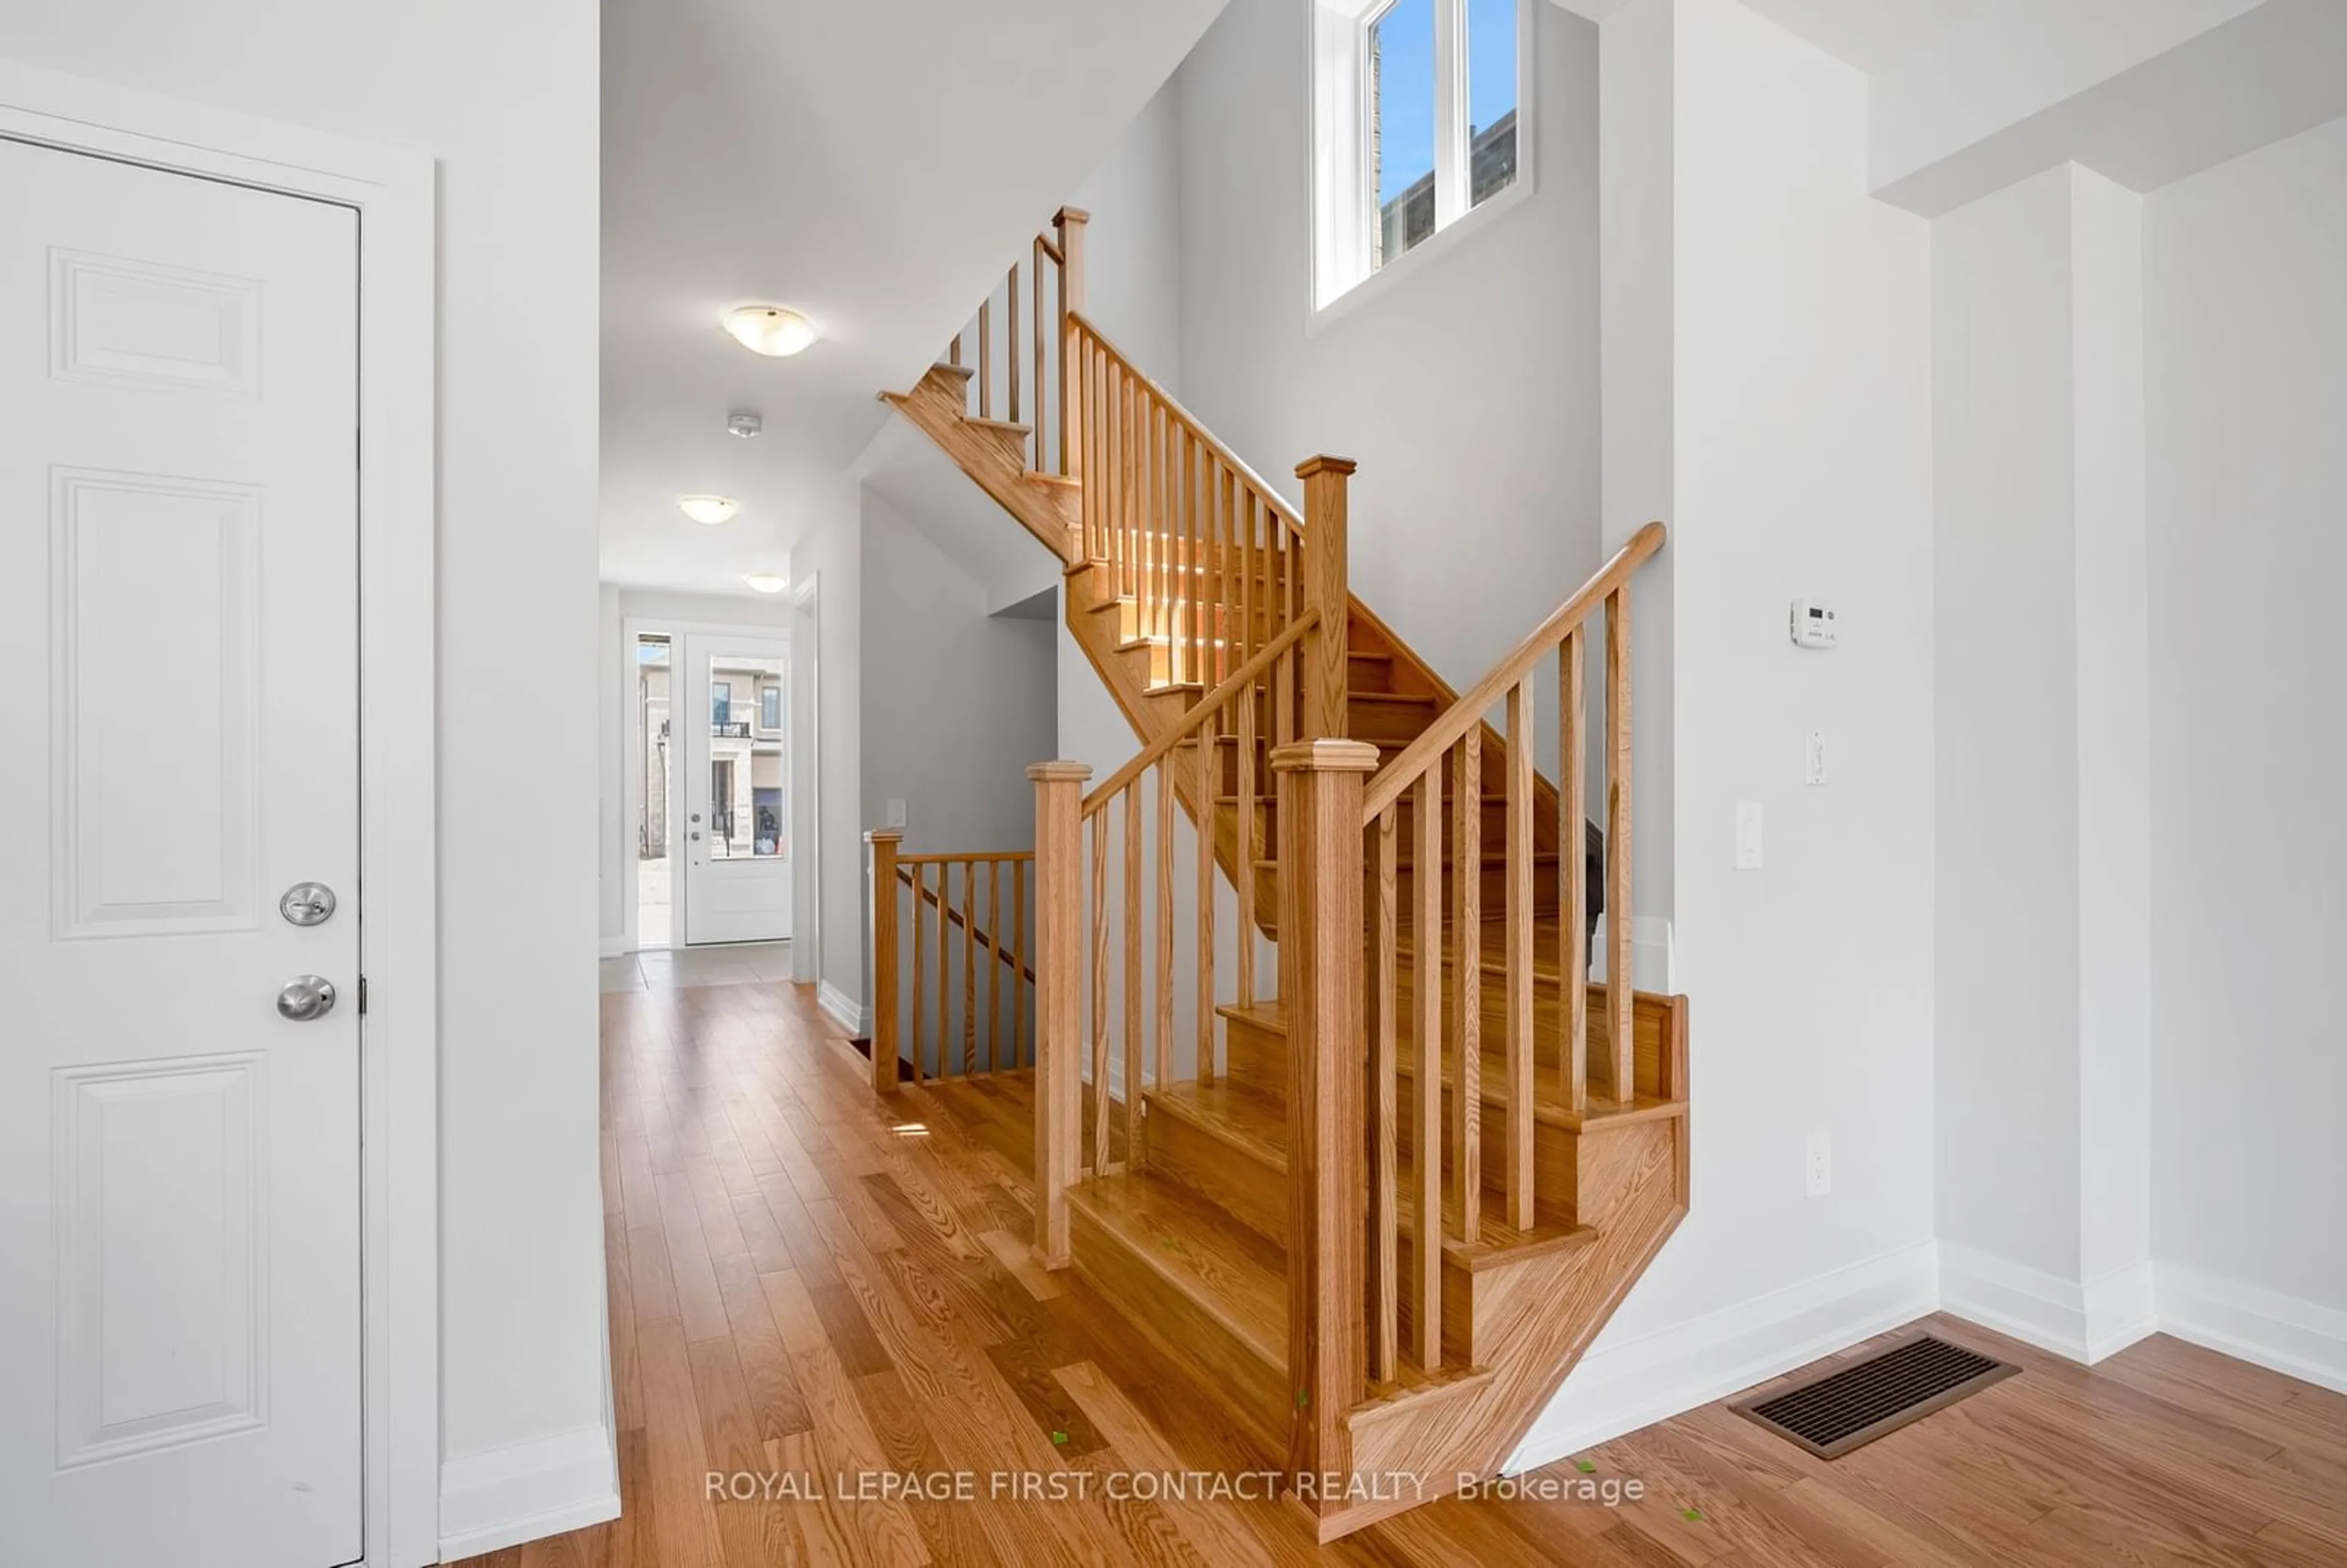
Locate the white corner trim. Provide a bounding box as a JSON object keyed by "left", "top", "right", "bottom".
{"left": 1937, "top": 1243, "right": 2157, "bottom": 1364}
{"left": 1506, "top": 1240, "right": 1939, "bottom": 1472}
{"left": 438, "top": 1422, "right": 619, "bottom": 1562}
{"left": 817, "top": 980, "right": 870, "bottom": 1037}
{"left": 2156, "top": 1262, "right": 2347, "bottom": 1396}
{"left": 1590, "top": 912, "right": 1675, "bottom": 994}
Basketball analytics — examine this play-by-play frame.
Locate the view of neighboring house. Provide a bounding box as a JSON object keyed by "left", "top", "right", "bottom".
{"left": 3, "top": 1, "right": 2345, "bottom": 1566}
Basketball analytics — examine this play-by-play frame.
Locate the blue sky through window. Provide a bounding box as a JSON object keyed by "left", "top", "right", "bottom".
{"left": 1372, "top": 0, "right": 1434, "bottom": 205}
{"left": 1468, "top": 0, "right": 1516, "bottom": 137}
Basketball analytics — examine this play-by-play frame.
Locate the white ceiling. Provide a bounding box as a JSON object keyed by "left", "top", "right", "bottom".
{"left": 1735, "top": 0, "right": 1988, "bottom": 75}
{"left": 600, "top": 0, "right": 1225, "bottom": 596}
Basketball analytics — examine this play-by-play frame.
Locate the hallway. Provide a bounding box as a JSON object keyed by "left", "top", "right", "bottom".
{"left": 457, "top": 974, "right": 2347, "bottom": 1566}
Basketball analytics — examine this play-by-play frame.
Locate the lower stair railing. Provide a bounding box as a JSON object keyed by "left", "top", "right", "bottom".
{"left": 864, "top": 831, "right": 1035, "bottom": 1093}
{"left": 1354, "top": 521, "right": 1667, "bottom": 1385}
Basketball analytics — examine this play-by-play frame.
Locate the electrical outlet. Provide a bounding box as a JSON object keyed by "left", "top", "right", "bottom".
{"left": 1805, "top": 730, "right": 1827, "bottom": 786}
{"left": 1805, "top": 1130, "right": 1832, "bottom": 1198}
{"left": 1735, "top": 802, "right": 1764, "bottom": 870}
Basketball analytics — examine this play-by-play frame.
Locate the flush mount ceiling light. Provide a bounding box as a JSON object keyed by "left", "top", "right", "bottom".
{"left": 677, "top": 494, "right": 739, "bottom": 526}
{"left": 742, "top": 571, "right": 790, "bottom": 595}
{"left": 722, "top": 306, "right": 817, "bottom": 357}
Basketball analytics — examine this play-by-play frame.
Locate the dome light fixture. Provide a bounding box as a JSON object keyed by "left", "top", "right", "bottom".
{"left": 722, "top": 306, "right": 817, "bottom": 357}
{"left": 677, "top": 494, "right": 739, "bottom": 526}
{"left": 742, "top": 571, "right": 790, "bottom": 595}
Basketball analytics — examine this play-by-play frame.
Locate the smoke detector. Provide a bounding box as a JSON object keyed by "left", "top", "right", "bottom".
{"left": 727, "top": 411, "right": 763, "bottom": 439}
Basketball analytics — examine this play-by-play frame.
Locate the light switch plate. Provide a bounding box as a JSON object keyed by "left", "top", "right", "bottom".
{"left": 885, "top": 798, "right": 907, "bottom": 829}
{"left": 1805, "top": 730, "right": 1827, "bottom": 786}
{"left": 1735, "top": 801, "right": 1763, "bottom": 870}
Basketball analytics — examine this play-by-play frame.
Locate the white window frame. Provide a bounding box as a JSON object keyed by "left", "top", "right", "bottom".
{"left": 1309, "top": 0, "right": 1536, "bottom": 323}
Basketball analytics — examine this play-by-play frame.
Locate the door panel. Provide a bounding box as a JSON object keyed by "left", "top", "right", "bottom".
{"left": 0, "top": 139, "right": 361, "bottom": 1566}
{"left": 680, "top": 634, "right": 792, "bottom": 945}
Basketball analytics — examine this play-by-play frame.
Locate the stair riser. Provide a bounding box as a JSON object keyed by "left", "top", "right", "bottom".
{"left": 1066, "top": 1202, "right": 1287, "bottom": 1454}
{"left": 1351, "top": 698, "right": 1443, "bottom": 746}
{"left": 1387, "top": 973, "right": 1668, "bottom": 1102}
{"left": 1392, "top": 858, "right": 1565, "bottom": 918}
{"left": 1221, "top": 1011, "right": 1286, "bottom": 1093}
{"left": 1392, "top": 1078, "right": 1581, "bottom": 1230}
{"left": 1144, "top": 1100, "right": 1286, "bottom": 1247}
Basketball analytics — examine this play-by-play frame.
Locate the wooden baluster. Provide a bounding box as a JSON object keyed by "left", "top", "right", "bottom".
{"left": 1154, "top": 406, "right": 1169, "bottom": 659}
{"left": 1236, "top": 665, "right": 1258, "bottom": 1006}
{"left": 1006, "top": 263, "right": 1021, "bottom": 428}
{"left": 1091, "top": 808, "right": 1109, "bottom": 1174}
{"left": 1080, "top": 342, "right": 1097, "bottom": 560}
{"left": 1295, "top": 456, "right": 1355, "bottom": 741}
{"left": 977, "top": 298, "right": 992, "bottom": 421}
{"left": 1605, "top": 587, "right": 1634, "bottom": 1103}
{"left": 1453, "top": 731, "right": 1482, "bottom": 1242}
{"left": 867, "top": 829, "right": 903, "bottom": 1095}
{"left": 1029, "top": 762, "right": 1091, "bottom": 1267}
{"left": 1013, "top": 857, "right": 1030, "bottom": 1068}
{"left": 911, "top": 861, "right": 927, "bottom": 1084}
{"left": 1412, "top": 769, "right": 1442, "bottom": 1369}
{"left": 987, "top": 860, "right": 1003, "bottom": 1074}
{"left": 1240, "top": 490, "right": 1255, "bottom": 680}
{"left": 1123, "top": 785, "right": 1142, "bottom": 1167}
{"left": 957, "top": 862, "right": 973, "bottom": 1077}
{"left": 1561, "top": 629, "right": 1588, "bottom": 1115}
{"left": 1155, "top": 757, "right": 1174, "bottom": 1094}
{"left": 1196, "top": 714, "right": 1218, "bottom": 1082}
{"left": 1272, "top": 739, "right": 1377, "bottom": 1483}
{"left": 1034, "top": 238, "right": 1049, "bottom": 473}
{"left": 1371, "top": 805, "right": 1400, "bottom": 1383}
{"left": 1504, "top": 683, "right": 1536, "bottom": 1228}
{"left": 1056, "top": 207, "right": 1085, "bottom": 483}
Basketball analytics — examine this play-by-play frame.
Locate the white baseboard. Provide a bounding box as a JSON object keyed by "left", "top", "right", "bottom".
{"left": 2156, "top": 1262, "right": 2347, "bottom": 1396}
{"left": 817, "top": 980, "right": 870, "bottom": 1037}
{"left": 1506, "top": 1240, "right": 1939, "bottom": 1472}
{"left": 438, "top": 1421, "right": 619, "bottom": 1562}
{"left": 1937, "top": 1244, "right": 2157, "bottom": 1363}
{"left": 598, "top": 936, "right": 628, "bottom": 959}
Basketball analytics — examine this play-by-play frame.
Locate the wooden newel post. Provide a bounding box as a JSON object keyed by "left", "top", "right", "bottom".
{"left": 1273, "top": 738, "right": 1378, "bottom": 1488}
{"left": 1055, "top": 206, "right": 1089, "bottom": 486}
{"left": 866, "top": 829, "right": 905, "bottom": 1096}
{"left": 1027, "top": 760, "right": 1092, "bottom": 1269}
{"left": 1295, "top": 456, "right": 1354, "bottom": 741}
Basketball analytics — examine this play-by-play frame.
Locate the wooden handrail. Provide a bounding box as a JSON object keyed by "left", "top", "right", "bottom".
{"left": 1081, "top": 610, "right": 1320, "bottom": 814}
{"left": 1362, "top": 522, "right": 1666, "bottom": 821}
{"left": 1070, "top": 310, "right": 1307, "bottom": 545}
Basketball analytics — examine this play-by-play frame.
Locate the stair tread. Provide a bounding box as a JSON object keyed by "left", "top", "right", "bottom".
{"left": 1146, "top": 1076, "right": 1287, "bottom": 1166}
{"left": 1065, "top": 1168, "right": 1287, "bottom": 1369}
{"left": 1147, "top": 1073, "right": 1606, "bottom": 1264}
{"left": 963, "top": 415, "right": 1032, "bottom": 436}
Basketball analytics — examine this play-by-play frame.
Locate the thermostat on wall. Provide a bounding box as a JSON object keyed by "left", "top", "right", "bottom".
{"left": 1790, "top": 599, "right": 1839, "bottom": 649}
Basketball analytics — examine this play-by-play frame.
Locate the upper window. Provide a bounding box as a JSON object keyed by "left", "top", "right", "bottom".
{"left": 759, "top": 684, "right": 782, "bottom": 732}
{"left": 1313, "top": 0, "right": 1529, "bottom": 312}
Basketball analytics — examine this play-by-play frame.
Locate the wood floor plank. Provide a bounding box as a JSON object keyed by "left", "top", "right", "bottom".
{"left": 454, "top": 972, "right": 2347, "bottom": 1568}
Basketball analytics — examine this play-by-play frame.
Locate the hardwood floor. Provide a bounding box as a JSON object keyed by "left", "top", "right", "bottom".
{"left": 456, "top": 974, "right": 2347, "bottom": 1566}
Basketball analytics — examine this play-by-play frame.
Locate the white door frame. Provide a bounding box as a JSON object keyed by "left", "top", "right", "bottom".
{"left": 618, "top": 614, "right": 794, "bottom": 953}
{"left": 790, "top": 573, "right": 822, "bottom": 986}
{"left": 0, "top": 59, "right": 439, "bottom": 1568}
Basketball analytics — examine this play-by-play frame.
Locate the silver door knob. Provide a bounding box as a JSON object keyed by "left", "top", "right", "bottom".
{"left": 277, "top": 975, "right": 337, "bottom": 1021}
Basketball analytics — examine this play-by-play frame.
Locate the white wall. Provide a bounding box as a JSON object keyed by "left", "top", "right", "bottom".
{"left": 1930, "top": 164, "right": 2156, "bottom": 1355}
{"left": 861, "top": 497, "right": 1057, "bottom": 855}
{"left": 0, "top": 0, "right": 604, "bottom": 1552}
{"left": 790, "top": 498, "right": 866, "bottom": 1010}
{"left": 2145, "top": 114, "right": 2347, "bottom": 1324}
{"left": 1522, "top": 0, "right": 1938, "bottom": 1464}
{"left": 1174, "top": 0, "right": 1604, "bottom": 731}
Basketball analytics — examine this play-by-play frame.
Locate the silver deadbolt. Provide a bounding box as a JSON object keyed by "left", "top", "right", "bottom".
{"left": 279, "top": 882, "right": 337, "bottom": 927}
{"left": 276, "top": 975, "right": 337, "bottom": 1021}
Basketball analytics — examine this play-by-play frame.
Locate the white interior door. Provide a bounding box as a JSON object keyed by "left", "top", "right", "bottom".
{"left": 680, "top": 633, "right": 792, "bottom": 945}
{"left": 0, "top": 140, "right": 362, "bottom": 1565}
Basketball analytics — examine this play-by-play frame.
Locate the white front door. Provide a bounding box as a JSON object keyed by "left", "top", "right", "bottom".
{"left": 680, "top": 633, "right": 792, "bottom": 945}
{"left": 0, "top": 139, "right": 362, "bottom": 1565}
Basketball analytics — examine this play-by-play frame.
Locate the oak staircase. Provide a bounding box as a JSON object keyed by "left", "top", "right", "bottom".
{"left": 876, "top": 208, "right": 1689, "bottom": 1541}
